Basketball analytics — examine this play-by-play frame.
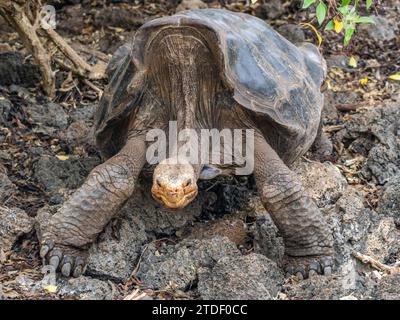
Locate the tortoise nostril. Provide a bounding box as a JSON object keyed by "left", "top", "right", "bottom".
{"left": 156, "top": 178, "right": 162, "bottom": 187}
{"left": 185, "top": 179, "right": 192, "bottom": 187}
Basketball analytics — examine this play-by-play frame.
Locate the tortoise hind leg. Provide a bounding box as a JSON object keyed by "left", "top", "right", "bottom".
{"left": 39, "top": 134, "right": 147, "bottom": 277}
{"left": 253, "top": 134, "right": 334, "bottom": 279}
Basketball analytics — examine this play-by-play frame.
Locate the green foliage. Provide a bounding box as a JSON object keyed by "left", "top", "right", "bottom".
{"left": 316, "top": 1, "right": 327, "bottom": 25}
{"left": 302, "top": 0, "right": 376, "bottom": 45}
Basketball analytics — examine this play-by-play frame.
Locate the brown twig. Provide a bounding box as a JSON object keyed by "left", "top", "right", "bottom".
{"left": 335, "top": 103, "right": 363, "bottom": 112}
{"left": 353, "top": 251, "right": 400, "bottom": 275}
{"left": 0, "top": 2, "right": 55, "bottom": 96}
{"left": 44, "top": 28, "right": 106, "bottom": 80}
{"left": 0, "top": 0, "right": 106, "bottom": 97}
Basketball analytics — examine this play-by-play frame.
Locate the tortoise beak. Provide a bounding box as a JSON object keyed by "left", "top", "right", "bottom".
{"left": 151, "top": 182, "right": 198, "bottom": 209}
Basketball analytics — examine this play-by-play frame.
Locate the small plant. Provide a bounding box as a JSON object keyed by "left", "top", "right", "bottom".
{"left": 302, "top": 0, "right": 376, "bottom": 45}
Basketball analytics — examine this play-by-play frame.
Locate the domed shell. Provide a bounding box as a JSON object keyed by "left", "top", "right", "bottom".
{"left": 95, "top": 9, "right": 325, "bottom": 162}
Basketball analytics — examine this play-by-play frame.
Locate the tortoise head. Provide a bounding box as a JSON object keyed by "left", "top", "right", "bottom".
{"left": 151, "top": 158, "right": 198, "bottom": 209}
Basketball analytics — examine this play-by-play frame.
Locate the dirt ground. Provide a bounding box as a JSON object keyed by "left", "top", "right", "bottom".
{"left": 0, "top": 0, "right": 400, "bottom": 300}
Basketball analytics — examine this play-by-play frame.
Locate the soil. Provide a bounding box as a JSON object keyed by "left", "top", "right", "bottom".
{"left": 0, "top": 0, "right": 400, "bottom": 300}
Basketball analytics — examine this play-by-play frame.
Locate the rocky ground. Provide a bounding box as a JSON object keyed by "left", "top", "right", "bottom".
{"left": 0, "top": 0, "right": 400, "bottom": 300}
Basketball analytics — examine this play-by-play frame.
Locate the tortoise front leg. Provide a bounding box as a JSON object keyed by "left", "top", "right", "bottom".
{"left": 253, "top": 134, "right": 334, "bottom": 279}
{"left": 311, "top": 120, "right": 333, "bottom": 161}
{"left": 40, "top": 134, "right": 147, "bottom": 277}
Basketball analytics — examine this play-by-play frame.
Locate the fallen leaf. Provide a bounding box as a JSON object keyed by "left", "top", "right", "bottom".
{"left": 43, "top": 285, "right": 58, "bottom": 294}
{"left": 360, "top": 77, "right": 368, "bottom": 85}
{"left": 56, "top": 155, "right": 69, "bottom": 161}
{"left": 300, "top": 22, "right": 322, "bottom": 47}
{"left": 333, "top": 17, "right": 343, "bottom": 33}
{"left": 348, "top": 56, "right": 358, "bottom": 68}
{"left": 388, "top": 73, "right": 400, "bottom": 81}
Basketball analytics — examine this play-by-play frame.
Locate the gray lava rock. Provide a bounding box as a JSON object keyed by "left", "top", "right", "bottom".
{"left": 93, "top": 6, "right": 145, "bottom": 30}
{"left": 87, "top": 206, "right": 148, "bottom": 282}
{"left": 126, "top": 179, "right": 202, "bottom": 237}
{"left": 277, "top": 24, "right": 305, "bottom": 44}
{"left": 198, "top": 253, "right": 284, "bottom": 300}
{"left": 364, "top": 217, "right": 400, "bottom": 262}
{"left": 343, "top": 103, "right": 400, "bottom": 185}
{"left": 0, "top": 96, "right": 12, "bottom": 125}
{"left": 185, "top": 216, "right": 249, "bottom": 247}
{"left": 361, "top": 16, "right": 397, "bottom": 42}
{"left": 377, "top": 175, "right": 400, "bottom": 226}
{"left": 0, "top": 173, "right": 16, "bottom": 202}
{"left": 136, "top": 236, "right": 240, "bottom": 290}
{"left": 176, "top": 0, "right": 207, "bottom": 12}
{"left": 323, "top": 89, "right": 360, "bottom": 121}
{"left": 61, "top": 120, "right": 93, "bottom": 146}
{"left": 254, "top": 0, "right": 284, "bottom": 20}
{"left": 0, "top": 52, "right": 40, "bottom": 87}
{"left": 373, "top": 274, "right": 400, "bottom": 300}
{"left": 33, "top": 155, "right": 100, "bottom": 194}
{"left": 69, "top": 104, "right": 95, "bottom": 122}
{"left": 294, "top": 161, "right": 348, "bottom": 208}
{"left": 249, "top": 197, "right": 284, "bottom": 264}
{"left": 327, "top": 187, "right": 374, "bottom": 267}
{"left": 56, "top": 4, "right": 86, "bottom": 35}
{"left": 283, "top": 274, "right": 370, "bottom": 300}
{"left": 58, "top": 276, "right": 115, "bottom": 300}
{"left": 28, "top": 102, "right": 69, "bottom": 135}
{"left": 0, "top": 206, "right": 34, "bottom": 251}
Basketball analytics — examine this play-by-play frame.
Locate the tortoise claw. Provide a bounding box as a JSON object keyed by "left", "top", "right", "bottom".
{"left": 308, "top": 269, "right": 318, "bottom": 277}
{"left": 40, "top": 237, "right": 88, "bottom": 278}
{"left": 40, "top": 239, "right": 54, "bottom": 258}
{"left": 61, "top": 256, "right": 74, "bottom": 277}
{"left": 49, "top": 256, "right": 60, "bottom": 270}
{"left": 73, "top": 265, "right": 84, "bottom": 278}
{"left": 284, "top": 255, "right": 334, "bottom": 280}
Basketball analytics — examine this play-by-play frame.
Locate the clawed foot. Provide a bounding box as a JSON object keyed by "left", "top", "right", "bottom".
{"left": 283, "top": 255, "right": 333, "bottom": 280}
{"left": 40, "top": 237, "right": 88, "bottom": 278}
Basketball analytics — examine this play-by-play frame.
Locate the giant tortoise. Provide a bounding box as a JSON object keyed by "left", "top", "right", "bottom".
{"left": 40, "top": 9, "right": 334, "bottom": 279}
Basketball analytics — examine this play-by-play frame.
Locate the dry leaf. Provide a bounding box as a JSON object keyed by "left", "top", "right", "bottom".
{"left": 360, "top": 77, "right": 368, "bottom": 85}
{"left": 56, "top": 155, "right": 69, "bottom": 161}
{"left": 43, "top": 285, "right": 58, "bottom": 294}
{"left": 348, "top": 56, "right": 357, "bottom": 68}
{"left": 333, "top": 17, "right": 343, "bottom": 33}
{"left": 301, "top": 22, "right": 323, "bottom": 47}
{"left": 388, "top": 73, "right": 400, "bottom": 81}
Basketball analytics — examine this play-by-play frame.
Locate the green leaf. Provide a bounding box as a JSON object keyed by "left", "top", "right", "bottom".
{"left": 357, "top": 16, "right": 375, "bottom": 24}
{"left": 316, "top": 1, "right": 327, "bottom": 25}
{"left": 325, "top": 20, "right": 334, "bottom": 30}
{"left": 302, "top": 0, "right": 316, "bottom": 9}
{"left": 338, "top": 5, "right": 349, "bottom": 15}
{"left": 366, "top": 0, "right": 373, "bottom": 9}
{"left": 340, "top": 0, "right": 351, "bottom": 6}
{"left": 344, "top": 26, "right": 355, "bottom": 45}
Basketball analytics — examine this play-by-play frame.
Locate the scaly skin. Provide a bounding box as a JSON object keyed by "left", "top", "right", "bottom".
{"left": 40, "top": 135, "right": 147, "bottom": 277}
{"left": 311, "top": 120, "right": 333, "bottom": 162}
{"left": 253, "top": 134, "right": 334, "bottom": 279}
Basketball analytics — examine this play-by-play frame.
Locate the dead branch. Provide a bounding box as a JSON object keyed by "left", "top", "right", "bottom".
{"left": 353, "top": 251, "right": 400, "bottom": 275}
{"left": 0, "top": 0, "right": 107, "bottom": 98}
{"left": 0, "top": 1, "right": 55, "bottom": 96}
